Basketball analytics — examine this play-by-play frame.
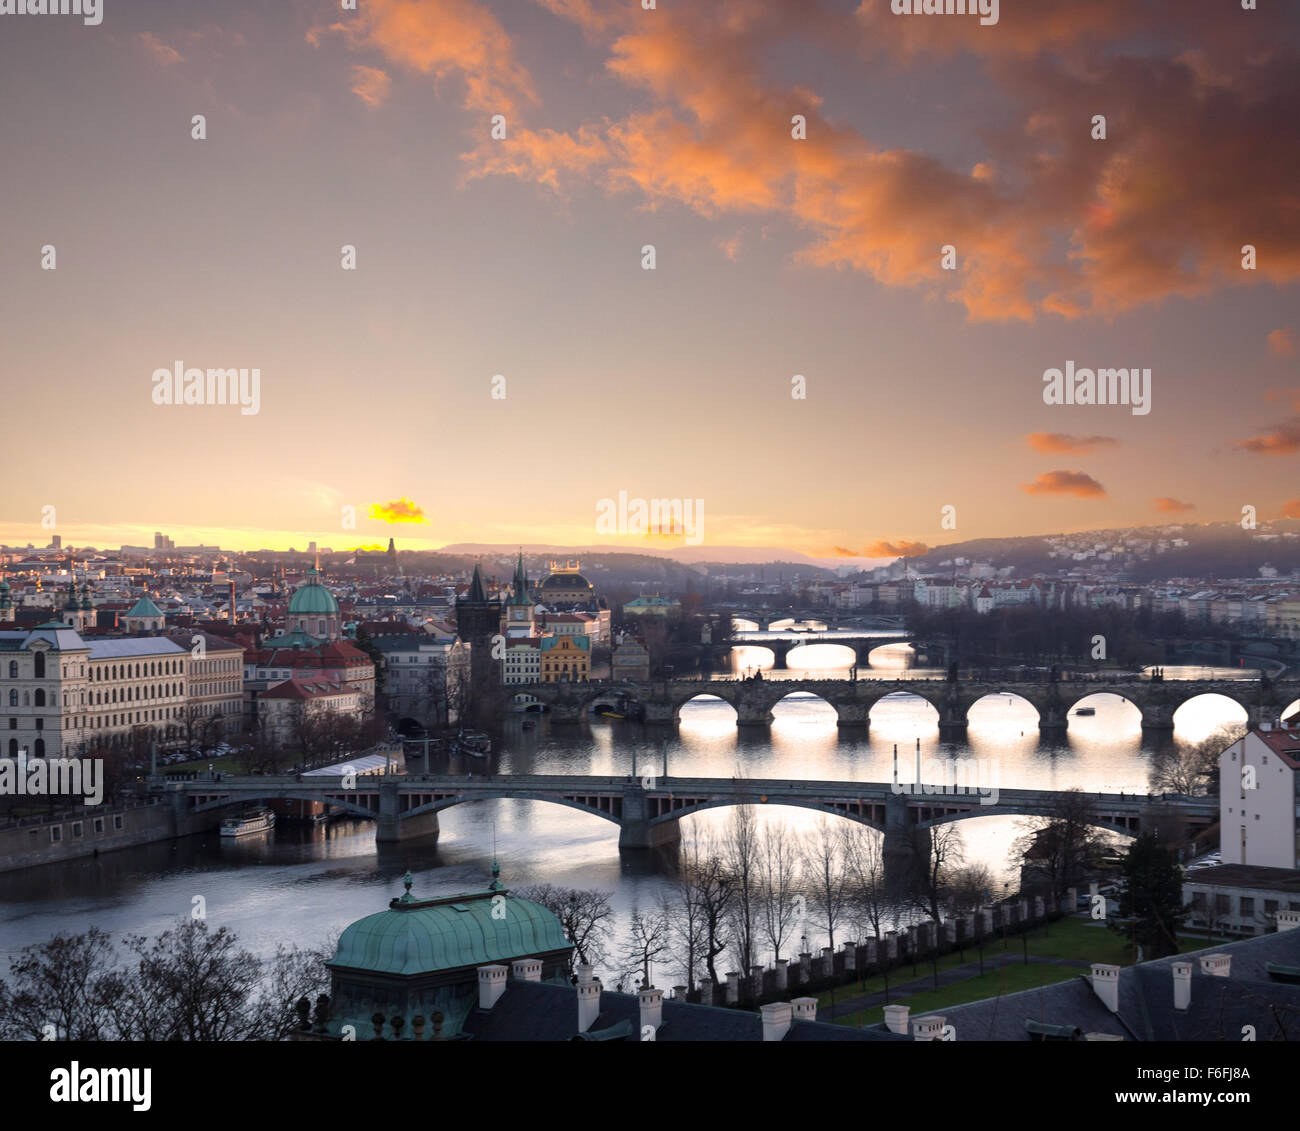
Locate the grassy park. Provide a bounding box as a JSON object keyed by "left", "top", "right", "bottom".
{"left": 819, "top": 916, "right": 1206, "bottom": 1027}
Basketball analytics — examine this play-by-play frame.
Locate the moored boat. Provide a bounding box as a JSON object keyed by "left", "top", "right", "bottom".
{"left": 220, "top": 806, "right": 276, "bottom": 838}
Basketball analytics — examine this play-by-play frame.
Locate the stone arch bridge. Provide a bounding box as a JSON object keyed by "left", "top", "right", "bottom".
{"left": 168, "top": 772, "right": 1217, "bottom": 850}
{"left": 511, "top": 675, "right": 1300, "bottom": 733}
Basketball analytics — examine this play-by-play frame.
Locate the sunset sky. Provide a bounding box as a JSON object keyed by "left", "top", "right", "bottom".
{"left": 2, "top": 0, "right": 1298, "bottom": 558}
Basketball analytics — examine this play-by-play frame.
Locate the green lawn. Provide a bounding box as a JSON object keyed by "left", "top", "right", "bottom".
{"left": 831, "top": 962, "right": 1083, "bottom": 1028}
{"left": 819, "top": 917, "right": 1206, "bottom": 1027}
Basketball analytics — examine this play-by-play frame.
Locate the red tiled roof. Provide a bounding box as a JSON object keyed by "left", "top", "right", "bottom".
{"left": 1254, "top": 727, "right": 1300, "bottom": 769}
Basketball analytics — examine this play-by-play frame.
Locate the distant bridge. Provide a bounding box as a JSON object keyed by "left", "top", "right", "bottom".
{"left": 729, "top": 630, "right": 915, "bottom": 668}
{"left": 509, "top": 674, "right": 1300, "bottom": 731}
{"left": 165, "top": 771, "right": 1217, "bottom": 848}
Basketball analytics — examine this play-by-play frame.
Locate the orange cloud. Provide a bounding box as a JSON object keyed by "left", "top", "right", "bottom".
{"left": 1268, "top": 328, "right": 1296, "bottom": 357}
{"left": 1026, "top": 432, "right": 1118, "bottom": 455}
{"left": 310, "top": 0, "right": 536, "bottom": 114}
{"left": 1239, "top": 419, "right": 1300, "bottom": 456}
{"left": 1021, "top": 471, "right": 1106, "bottom": 498}
{"left": 1280, "top": 499, "right": 1300, "bottom": 519}
{"left": 139, "top": 32, "right": 183, "bottom": 67}
{"left": 350, "top": 65, "right": 391, "bottom": 108}
{"left": 368, "top": 497, "right": 429, "bottom": 524}
{"left": 863, "top": 540, "right": 930, "bottom": 558}
{"left": 457, "top": 1, "right": 1300, "bottom": 321}
{"left": 1153, "top": 497, "right": 1195, "bottom": 513}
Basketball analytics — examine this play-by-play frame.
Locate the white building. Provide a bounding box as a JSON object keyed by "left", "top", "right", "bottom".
{"left": 1219, "top": 723, "right": 1300, "bottom": 869}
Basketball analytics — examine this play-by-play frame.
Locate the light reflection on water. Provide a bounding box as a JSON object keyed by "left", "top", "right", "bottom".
{"left": 0, "top": 649, "right": 1262, "bottom": 980}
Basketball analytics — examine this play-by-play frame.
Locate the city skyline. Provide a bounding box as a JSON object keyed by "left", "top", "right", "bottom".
{"left": 3, "top": 1, "right": 1298, "bottom": 556}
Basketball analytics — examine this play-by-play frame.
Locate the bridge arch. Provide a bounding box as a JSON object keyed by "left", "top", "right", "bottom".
{"left": 400, "top": 791, "right": 625, "bottom": 827}
{"left": 189, "top": 790, "right": 382, "bottom": 821}
{"left": 867, "top": 689, "right": 942, "bottom": 728}
{"left": 915, "top": 807, "right": 1140, "bottom": 840}
{"left": 646, "top": 797, "right": 886, "bottom": 835}
{"left": 1171, "top": 691, "right": 1249, "bottom": 735}
{"left": 965, "top": 690, "right": 1042, "bottom": 725}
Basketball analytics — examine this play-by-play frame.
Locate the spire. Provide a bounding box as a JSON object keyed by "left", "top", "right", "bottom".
{"left": 510, "top": 549, "right": 530, "bottom": 606}
{"left": 466, "top": 562, "right": 488, "bottom": 604}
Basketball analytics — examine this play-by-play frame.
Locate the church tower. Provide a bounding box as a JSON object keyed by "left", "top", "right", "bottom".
{"left": 504, "top": 550, "right": 535, "bottom": 639}
{"left": 456, "top": 562, "right": 503, "bottom": 715}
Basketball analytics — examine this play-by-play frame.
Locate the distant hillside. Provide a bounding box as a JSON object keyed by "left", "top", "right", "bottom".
{"left": 894, "top": 520, "right": 1300, "bottom": 581}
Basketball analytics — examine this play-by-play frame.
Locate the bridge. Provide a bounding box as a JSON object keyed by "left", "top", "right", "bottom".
{"left": 163, "top": 771, "right": 1217, "bottom": 848}
{"left": 729, "top": 630, "right": 915, "bottom": 669}
{"left": 511, "top": 674, "right": 1300, "bottom": 732}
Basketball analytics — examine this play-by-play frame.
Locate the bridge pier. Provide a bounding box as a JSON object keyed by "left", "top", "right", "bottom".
{"left": 618, "top": 788, "right": 682, "bottom": 851}
{"left": 937, "top": 710, "right": 967, "bottom": 739}
{"left": 735, "top": 703, "right": 774, "bottom": 726}
{"left": 1140, "top": 705, "right": 1176, "bottom": 732}
{"left": 375, "top": 781, "right": 440, "bottom": 844}
{"left": 834, "top": 702, "right": 870, "bottom": 729}
{"left": 644, "top": 701, "right": 677, "bottom": 725}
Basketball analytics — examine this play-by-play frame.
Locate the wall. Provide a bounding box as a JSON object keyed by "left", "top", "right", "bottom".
{"left": 0, "top": 797, "right": 221, "bottom": 873}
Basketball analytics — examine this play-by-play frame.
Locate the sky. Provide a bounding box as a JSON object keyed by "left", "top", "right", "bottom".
{"left": 1, "top": 0, "right": 1298, "bottom": 560}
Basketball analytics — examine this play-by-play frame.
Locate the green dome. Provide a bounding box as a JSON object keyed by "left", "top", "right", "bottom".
{"left": 126, "top": 595, "right": 163, "bottom": 618}
{"left": 328, "top": 884, "right": 570, "bottom": 977}
{"left": 287, "top": 570, "right": 339, "bottom": 616}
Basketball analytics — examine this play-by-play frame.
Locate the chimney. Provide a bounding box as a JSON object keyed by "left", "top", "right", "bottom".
{"left": 1171, "top": 961, "right": 1193, "bottom": 1010}
{"left": 477, "top": 964, "right": 508, "bottom": 1010}
{"left": 760, "top": 1002, "right": 793, "bottom": 1041}
{"left": 912, "top": 1014, "right": 947, "bottom": 1042}
{"left": 1090, "top": 963, "right": 1120, "bottom": 1012}
{"left": 638, "top": 985, "right": 663, "bottom": 1035}
{"left": 1276, "top": 909, "right": 1300, "bottom": 932}
{"left": 883, "top": 1003, "right": 910, "bottom": 1035}
{"left": 791, "top": 997, "right": 818, "bottom": 1023}
{"left": 576, "top": 965, "right": 601, "bottom": 1033}
{"left": 1200, "top": 953, "right": 1231, "bottom": 978}
{"left": 511, "top": 958, "right": 542, "bottom": 982}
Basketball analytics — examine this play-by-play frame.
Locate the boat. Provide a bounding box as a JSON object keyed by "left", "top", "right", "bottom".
{"left": 220, "top": 806, "right": 276, "bottom": 838}
{"left": 1074, "top": 706, "right": 1096, "bottom": 716}
{"left": 595, "top": 709, "right": 625, "bottom": 719}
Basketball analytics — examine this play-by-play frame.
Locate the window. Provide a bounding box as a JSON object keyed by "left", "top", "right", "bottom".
{"left": 50, "top": 826, "right": 62, "bottom": 843}
{"left": 34, "top": 689, "right": 44, "bottom": 707}
{"left": 1265, "top": 899, "right": 1279, "bottom": 914}
{"left": 72, "top": 822, "right": 83, "bottom": 839}
{"left": 113, "top": 815, "right": 123, "bottom": 831}
{"left": 34, "top": 652, "right": 44, "bottom": 678}
{"left": 1240, "top": 897, "right": 1255, "bottom": 916}
{"left": 7, "top": 690, "right": 14, "bottom": 707}
{"left": 93, "top": 817, "right": 104, "bottom": 834}
{"left": 7, "top": 661, "right": 15, "bottom": 678}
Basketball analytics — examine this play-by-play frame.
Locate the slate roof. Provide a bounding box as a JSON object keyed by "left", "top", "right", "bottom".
{"left": 461, "top": 980, "right": 908, "bottom": 1042}
{"left": 934, "top": 928, "right": 1300, "bottom": 1041}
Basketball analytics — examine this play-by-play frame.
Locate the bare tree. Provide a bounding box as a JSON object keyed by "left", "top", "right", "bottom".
{"left": 0, "top": 928, "right": 120, "bottom": 1040}
{"left": 672, "top": 829, "right": 732, "bottom": 989}
{"left": 1011, "top": 789, "right": 1107, "bottom": 905}
{"left": 842, "top": 825, "right": 894, "bottom": 944}
{"left": 943, "top": 862, "right": 995, "bottom": 914}
{"left": 513, "top": 884, "right": 614, "bottom": 969}
{"left": 801, "top": 818, "right": 852, "bottom": 952}
{"left": 1151, "top": 723, "right": 1243, "bottom": 796}
{"left": 618, "top": 905, "right": 670, "bottom": 991}
{"left": 911, "top": 822, "right": 966, "bottom": 925}
{"left": 723, "top": 803, "right": 761, "bottom": 976}
{"left": 758, "top": 820, "right": 802, "bottom": 964}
